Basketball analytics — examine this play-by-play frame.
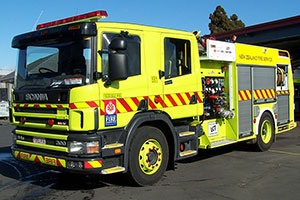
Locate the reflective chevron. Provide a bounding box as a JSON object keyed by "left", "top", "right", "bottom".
{"left": 100, "top": 91, "right": 203, "bottom": 115}
{"left": 239, "top": 89, "right": 276, "bottom": 101}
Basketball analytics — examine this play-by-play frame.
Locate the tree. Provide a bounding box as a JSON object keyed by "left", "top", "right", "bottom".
{"left": 209, "top": 5, "right": 245, "bottom": 34}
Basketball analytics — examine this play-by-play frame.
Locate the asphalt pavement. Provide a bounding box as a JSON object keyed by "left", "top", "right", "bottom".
{"left": 0, "top": 119, "right": 299, "bottom": 200}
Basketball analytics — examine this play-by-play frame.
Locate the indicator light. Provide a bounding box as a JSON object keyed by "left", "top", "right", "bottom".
{"left": 20, "top": 117, "right": 26, "bottom": 123}
{"left": 48, "top": 119, "right": 55, "bottom": 126}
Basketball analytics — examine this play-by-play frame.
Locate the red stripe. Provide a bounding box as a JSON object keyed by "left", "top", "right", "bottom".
{"left": 57, "top": 159, "right": 63, "bottom": 167}
{"left": 86, "top": 101, "right": 98, "bottom": 108}
{"left": 255, "top": 90, "right": 260, "bottom": 99}
{"left": 57, "top": 105, "right": 63, "bottom": 108}
{"left": 176, "top": 93, "right": 186, "bottom": 105}
{"left": 24, "top": 104, "right": 29, "bottom": 107}
{"left": 17, "top": 152, "right": 21, "bottom": 159}
{"left": 34, "top": 104, "right": 40, "bottom": 108}
{"left": 156, "top": 95, "right": 166, "bottom": 108}
{"left": 259, "top": 90, "right": 266, "bottom": 98}
{"left": 100, "top": 109, "right": 105, "bottom": 115}
{"left": 144, "top": 96, "right": 156, "bottom": 109}
{"left": 238, "top": 91, "right": 244, "bottom": 101}
{"left": 194, "top": 92, "right": 203, "bottom": 103}
{"left": 118, "top": 98, "right": 133, "bottom": 112}
{"left": 69, "top": 103, "right": 77, "bottom": 109}
{"left": 34, "top": 156, "right": 40, "bottom": 163}
{"left": 185, "top": 92, "right": 191, "bottom": 100}
{"left": 269, "top": 89, "right": 274, "bottom": 98}
{"left": 46, "top": 105, "right": 52, "bottom": 108}
{"left": 166, "top": 94, "right": 178, "bottom": 106}
{"left": 84, "top": 161, "right": 94, "bottom": 169}
{"left": 116, "top": 108, "right": 121, "bottom": 113}
{"left": 244, "top": 90, "right": 250, "bottom": 100}
{"left": 265, "top": 89, "right": 270, "bottom": 98}
{"left": 131, "top": 97, "right": 140, "bottom": 107}
{"left": 16, "top": 104, "right": 20, "bottom": 107}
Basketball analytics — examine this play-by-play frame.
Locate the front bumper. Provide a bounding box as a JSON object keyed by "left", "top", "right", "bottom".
{"left": 11, "top": 127, "right": 126, "bottom": 174}
{"left": 12, "top": 145, "right": 104, "bottom": 173}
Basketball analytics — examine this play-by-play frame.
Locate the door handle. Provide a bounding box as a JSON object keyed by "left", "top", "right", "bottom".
{"left": 164, "top": 80, "right": 173, "bottom": 85}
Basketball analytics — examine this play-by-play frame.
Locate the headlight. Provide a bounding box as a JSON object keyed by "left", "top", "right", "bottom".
{"left": 69, "top": 141, "right": 84, "bottom": 153}
{"left": 69, "top": 141, "right": 99, "bottom": 154}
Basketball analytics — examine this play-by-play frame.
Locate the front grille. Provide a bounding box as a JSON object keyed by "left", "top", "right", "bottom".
{"left": 16, "top": 134, "right": 67, "bottom": 147}
{"left": 14, "top": 107, "right": 57, "bottom": 114}
{"left": 15, "top": 116, "right": 69, "bottom": 126}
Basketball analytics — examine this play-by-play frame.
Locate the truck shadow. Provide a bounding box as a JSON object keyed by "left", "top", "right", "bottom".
{"left": 178, "top": 142, "right": 256, "bottom": 164}
{"left": 0, "top": 146, "right": 129, "bottom": 191}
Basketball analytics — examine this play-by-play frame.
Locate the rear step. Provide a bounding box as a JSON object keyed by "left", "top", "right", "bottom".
{"left": 210, "top": 139, "right": 235, "bottom": 148}
{"left": 101, "top": 166, "right": 125, "bottom": 175}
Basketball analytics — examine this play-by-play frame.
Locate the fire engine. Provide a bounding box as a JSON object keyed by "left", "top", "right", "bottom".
{"left": 10, "top": 11, "right": 296, "bottom": 186}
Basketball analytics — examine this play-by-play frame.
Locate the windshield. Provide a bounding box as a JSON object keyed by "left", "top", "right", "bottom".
{"left": 15, "top": 39, "right": 92, "bottom": 90}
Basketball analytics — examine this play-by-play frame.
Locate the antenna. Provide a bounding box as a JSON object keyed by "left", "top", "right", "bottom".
{"left": 32, "top": 10, "right": 44, "bottom": 31}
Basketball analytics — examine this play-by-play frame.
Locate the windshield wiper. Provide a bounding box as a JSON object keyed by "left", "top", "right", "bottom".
{"left": 18, "top": 84, "right": 45, "bottom": 90}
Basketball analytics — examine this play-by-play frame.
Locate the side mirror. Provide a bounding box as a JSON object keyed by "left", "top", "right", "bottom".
{"left": 109, "top": 37, "right": 127, "bottom": 51}
{"left": 108, "top": 37, "right": 128, "bottom": 81}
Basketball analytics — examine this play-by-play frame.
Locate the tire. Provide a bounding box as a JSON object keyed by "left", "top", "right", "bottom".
{"left": 255, "top": 112, "right": 275, "bottom": 151}
{"left": 127, "top": 126, "right": 169, "bottom": 186}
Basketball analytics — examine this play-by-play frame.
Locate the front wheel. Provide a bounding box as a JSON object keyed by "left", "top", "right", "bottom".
{"left": 256, "top": 112, "right": 275, "bottom": 151}
{"left": 127, "top": 126, "right": 169, "bottom": 186}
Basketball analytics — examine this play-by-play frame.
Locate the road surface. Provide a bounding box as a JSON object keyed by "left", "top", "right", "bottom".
{"left": 0, "top": 119, "right": 299, "bottom": 200}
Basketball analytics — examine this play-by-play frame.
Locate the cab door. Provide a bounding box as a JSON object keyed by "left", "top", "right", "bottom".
{"left": 97, "top": 27, "right": 147, "bottom": 129}
{"left": 160, "top": 34, "right": 199, "bottom": 119}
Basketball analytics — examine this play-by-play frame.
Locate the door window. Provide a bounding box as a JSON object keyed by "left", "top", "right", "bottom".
{"left": 164, "top": 38, "right": 191, "bottom": 79}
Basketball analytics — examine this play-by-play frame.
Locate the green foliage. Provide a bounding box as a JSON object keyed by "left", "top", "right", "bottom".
{"left": 209, "top": 5, "right": 245, "bottom": 34}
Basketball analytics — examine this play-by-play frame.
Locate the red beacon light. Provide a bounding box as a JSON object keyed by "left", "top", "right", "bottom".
{"left": 36, "top": 10, "right": 108, "bottom": 30}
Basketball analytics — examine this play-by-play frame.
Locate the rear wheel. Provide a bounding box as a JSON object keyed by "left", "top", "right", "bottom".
{"left": 256, "top": 112, "right": 275, "bottom": 151}
{"left": 127, "top": 126, "right": 169, "bottom": 186}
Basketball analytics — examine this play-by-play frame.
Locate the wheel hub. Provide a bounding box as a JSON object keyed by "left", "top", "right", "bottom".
{"left": 139, "top": 139, "right": 162, "bottom": 175}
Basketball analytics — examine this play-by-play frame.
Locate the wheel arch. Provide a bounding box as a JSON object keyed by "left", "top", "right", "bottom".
{"left": 123, "top": 111, "right": 178, "bottom": 171}
{"left": 255, "top": 108, "right": 276, "bottom": 136}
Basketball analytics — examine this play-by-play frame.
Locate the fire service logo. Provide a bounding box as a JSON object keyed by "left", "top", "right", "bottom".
{"left": 104, "top": 99, "right": 117, "bottom": 127}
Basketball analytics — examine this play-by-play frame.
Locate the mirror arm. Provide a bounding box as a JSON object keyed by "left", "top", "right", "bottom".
{"left": 93, "top": 72, "right": 102, "bottom": 80}
{"left": 97, "top": 50, "right": 109, "bottom": 56}
{"left": 104, "top": 79, "right": 112, "bottom": 87}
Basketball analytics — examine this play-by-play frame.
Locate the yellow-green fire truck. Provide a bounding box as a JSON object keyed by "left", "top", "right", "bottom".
{"left": 10, "top": 11, "right": 296, "bottom": 186}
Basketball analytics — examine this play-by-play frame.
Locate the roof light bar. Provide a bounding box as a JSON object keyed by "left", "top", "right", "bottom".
{"left": 36, "top": 10, "right": 108, "bottom": 30}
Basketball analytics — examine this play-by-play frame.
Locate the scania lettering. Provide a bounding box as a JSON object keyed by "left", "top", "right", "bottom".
{"left": 10, "top": 10, "right": 296, "bottom": 186}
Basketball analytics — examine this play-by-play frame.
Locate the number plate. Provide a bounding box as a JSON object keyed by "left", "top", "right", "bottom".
{"left": 33, "top": 137, "right": 46, "bottom": 145}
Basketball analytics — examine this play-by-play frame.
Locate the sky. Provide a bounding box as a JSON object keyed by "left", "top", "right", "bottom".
{"left": 0, "top": 0, "right": 299, "bottom": 70}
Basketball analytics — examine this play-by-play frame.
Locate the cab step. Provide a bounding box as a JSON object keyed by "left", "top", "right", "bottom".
{"left": 179, "top": 150, "right": 197, "bottom": 157}
{"left": 179, "top": 131, "right": 195, "bottom": 137}
{"left": 101, "top": 166, "right": 125, "bottom": 175}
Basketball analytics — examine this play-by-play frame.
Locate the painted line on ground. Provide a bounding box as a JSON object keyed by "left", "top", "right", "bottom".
{"left": 269, "top": 149, "right": 300, "bottom": 156}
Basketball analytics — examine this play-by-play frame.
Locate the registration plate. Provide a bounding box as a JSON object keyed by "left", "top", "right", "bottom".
{"left": 33, "top": 137, "right": 46, "bottom": 145}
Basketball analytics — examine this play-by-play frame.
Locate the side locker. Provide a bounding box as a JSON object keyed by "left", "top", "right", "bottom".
{"left": 277, "top": 65, "right": 290, "bottom": 125}
{"left": 237, "top": 65, "right": 253, "bottom": 138}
